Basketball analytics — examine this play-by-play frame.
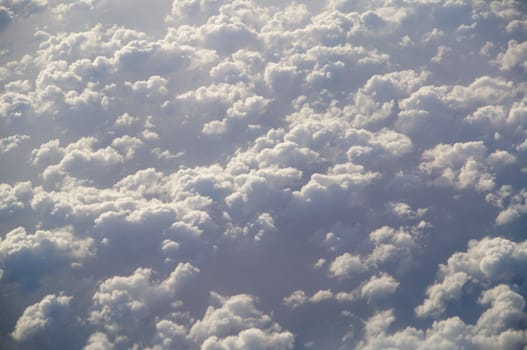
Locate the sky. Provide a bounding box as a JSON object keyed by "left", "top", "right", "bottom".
{"left": 0, "top": 0, "right": 526, "bottom": 349}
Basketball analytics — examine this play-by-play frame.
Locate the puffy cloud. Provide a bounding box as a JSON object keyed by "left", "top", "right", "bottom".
{"left": 419, "top": 141, "right": 497, "bottom": 191}
{"left": 124, "top": 75, "right": 168, "bottom": 101}
{"left": 286, "top": 163, "right": 379, "bottom": 221}
{"left": 0, "top": 181, "right": 32, "bottom": 214}
{"left": 329, "top": 252, "right": 366, "bottom": 279}
{"left": 83, "top": 332, "right": 114, "bottom": 350}
{"left": 0, "top": 0, "right": 526, "bottom": 348}
{"left": 12, "top": 293, "right": 72, "bottom": 341}
{"left": 89, "top": 262, "right": 199, "bottom": 335}
{"left": 0, "top": 88, "right": 33, "bottom": 121}
{"left": 357, "top": 284, "right": 527, "bottom": 350}
{"left": 477, "top": 284, "right": 526, "bottom": 334}
{"left": 0, "top": 226, "right": 93, "bottom": 288}
{"left": 497, "top": 40, "right": 527, "bottom": 71}
{"left": 189, "top": 292, "right": 293, "bottom": 348}
{"left": 366, "top": 223, "right": 428, "bottom": 271}
{"left": 416, "top": 236, "right": 527, "bottom": 318}
{"left": 201, "top": 328, "right": 294, "bottom": 350}
{"left": 360, "top": 273, "right": 399, "bottom": 303}
{"left": 0, "top": 134, "right": 29, "bottom": 154}
{"left": 283, "top": 289, "right": 338, "bottom": 308}
{"left": 493, "top": 189, "right": 527, "bottom": 225}
{"left": 39, "top": 137, "right": 125, "bottom": 187}
{"left": 396, "top": 76, "right": 518, "bottom": 147}
{"left": 283, "top": 290, "right": 308, "bottom": 309}
{"left": 387, "top": 202, "right": 428, "bottom": 219}
{"left": 485, "top": 184, "right": 527, "bottom": 225}
{"left": 203, "top": 95, "right": 270, "bottom": 135}
{"left": 170, "top": 0, "right": 221, "bottom": 19}
{"left": 31, "top": 139, "right": 64, "bottom": 167}
{"left": 146, "top": 319, "right": 188, "bottom": 350}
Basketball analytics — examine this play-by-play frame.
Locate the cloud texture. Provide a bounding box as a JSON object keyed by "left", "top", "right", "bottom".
{"left": 0, "top": 0, "right": 526, "bottom": 349}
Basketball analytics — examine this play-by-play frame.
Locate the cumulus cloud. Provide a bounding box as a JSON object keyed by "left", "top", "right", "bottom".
{"left": 416, "top": 236, "right": 527, "bottom": 318}
{"left": 360, "top": 273, "right": 399, "bottom": 303}
{"left": 357, "top": 286, "right": 527, "bottom": 350}
{"left": 418, "top": 141, "right": 507, "bottom": 192}
{"left": 83, "top": 332, "right": 114, "bottom": 350}
{"left": 200, "top": 328, "right": 294, "bottom": 350}
{"left": 89, "top": 262, "right": 199, "bottom": 335}
{"left": 0, "top": 134, "right": 29, "bottom": 154}
{"left": 487, "top": 187, "right": 527, "bottom": 225}
{"left": 0, "top": 226, "right": 93, "bottom": 289}
{"left": 189, "top": 292, "right": 294, "bottom": 349}
{"left": 12, "top": 293, "right": 72, "bottom": 341}
{"left": 1, "top": 0, "right": 526, "bottom": 348}
{"left": 283, "top": 289, "right": 344, "bottom": 309}
{"left": 0, "top": 181, "right": 32, "bottom": 214}
{"left": 497, "top": 40, "right": 527, "bottom": 71}
{"left": 329, "top": 252, "right": 366, "bottom": 279}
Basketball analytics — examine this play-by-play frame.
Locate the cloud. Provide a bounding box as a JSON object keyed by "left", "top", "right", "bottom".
{"left": 283, "top": 289, "right": 342, "bottom": 308}
{"left": 360, "top": 273, "right": 399, "bottom": 303}
{"left": 0, "top": 181, "right": 32, "bottom": 214}
{"left": 83, "top": 332, "right": 114, "bottom": 350}
{"left": 89, "top": 262, "right": 199, "bottom": 335}
{"left": 419, "top": 141, "right": 496, "bottom": 191}
{"left": 329, "top": 252, "right": 366, "bottom": 279}
{"left": 495, "top": 191, "right": 527, "bottom": 225}
{"left": 145, "top": 319, "right": 188, "bottom": 350}
{"left": 201, "top": 328, "right": 294, "bottom": 350}
{"left": 0, "top": 0, "right": 526, "bottom": 348}
{"left": 189, "top": 292, "right": 294, "bottom": 349}
{"left": 0, "top": 226, "right": 93, "bottom": 289}
{"left": 0, "top": 134, "right": 29, "bottom": 154}
{"left": 12, "top": 293, "right": 72, "bottom": 341}
{"left": 497, "top": 40, "right": 527, "bottom": 71}
{"left": 365, "top": 222, "right": 430, "bottom": 274}
{"left": 416, "top": 236, "right": 527, "bottom": 318}
{"left": 357, "top": 284, "right": 527, "bottom": 350}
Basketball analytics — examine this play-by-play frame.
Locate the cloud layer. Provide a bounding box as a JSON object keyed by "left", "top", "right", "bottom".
{"left": 0, "top": 0, "right": 526, "bottom": 349}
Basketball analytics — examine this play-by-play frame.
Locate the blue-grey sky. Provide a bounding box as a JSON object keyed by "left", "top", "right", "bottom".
{"left": 0, "top": 0, "right": 526, "bottom": 349}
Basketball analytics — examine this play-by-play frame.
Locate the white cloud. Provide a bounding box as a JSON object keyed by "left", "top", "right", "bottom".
{"left": 201, "top": 328, "right": 294, "bottom": 350}
{"left": 31, "top": 139, "right": 64, "bottom": 167}
{"left": 0, "top": 226, "right": 93, "bottom": 287}
{"left": 360, "top": 273, "right": 399, "bottom": 303}
{"left": 0, "top": 133, "right": 29, "bottom": 154}
{"left": 146, "top": 319, "right": 188, "bottom": 350}
{"left": 497, "top": 40, "right": 527, "bottom": 71}
{"left": 283, "top": 289, "right": 340, "bottom": 308}
{"left": 416, "top": 236, "right": 527, "bottom": 318}
{"left": 12, "top": 293, "right": 72, "bottom": 341}
{"left": 387, "top": 202, "right": 428, "bottom": 219}
{"left": 366, "top": 223, "right": 428, "bottom": 271}
{"left": 0, "top": 181, "right": 32, "bottom": 214}
{"left": 283, "top": 290, "right": 308, "bottom": 308}
{"left": 89, "top": 262, "right": 199, "bottom": 334}
{"left": 329, "top": 252, "right": 366, "bottom": 279}
{"left": 39, "top": 137, "right": 124, "bottom": 187}
{"left": 0, "top": 0, "right": 526, "bottom": 348}
{"left": 494, "top": 188, "right": 527, "bottom": 225}
{"left": 419, "top": 141, "right": 496, "bottom": 191}
{"left": 190, "top": 292, "right": 293, "bottom": 348}
{"left": 357, "top": 284, "right": 527, "bottom": 350}
{"left": 83, "top": 332, "right": 114, "bottom": 350}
